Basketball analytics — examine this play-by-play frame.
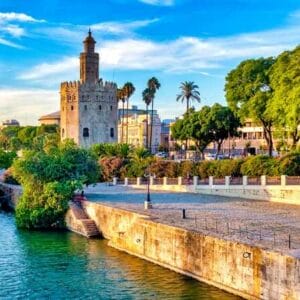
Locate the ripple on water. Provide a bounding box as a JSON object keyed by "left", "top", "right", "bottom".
{"left": 0, "top": 211, "right": 241, "bottom": 300}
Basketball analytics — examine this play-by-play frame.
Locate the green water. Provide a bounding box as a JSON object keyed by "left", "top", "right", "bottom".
{"left": 0, "top": 212, "right": 241, "bottom": 300}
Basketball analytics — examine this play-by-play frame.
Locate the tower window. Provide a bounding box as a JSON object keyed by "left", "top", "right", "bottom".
{"left": 71, "top": 105, "right": 74, "bottom": 110}
{"left": 99, "top": 105, "right": 102, "bottom": 110}
{"left": 110, "top": 128, "right": 114, "bottom": 138}
{"left": 61, "top": 128, "right": 65, "bottom": 137}
{"left": 84, "top": 105, "right": 87, "bottom": 110}
{"left": 96, "top": 95, "right": 99, "bottom": 100}
{"left": 110, "top": 105, "right": 113, "bottom": 111}
{"left": 82, "top": 95, "right": 85, "bottom": 101}
{"left": 83, "top": 128, "right": 89, "bottom": 137}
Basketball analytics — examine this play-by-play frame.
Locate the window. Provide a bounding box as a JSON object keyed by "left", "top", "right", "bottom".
{"left": 82, "top": 95, "right": 84, "bottom": 101}
{"left": 96, "top": 95, "right": 99, "bottom": 100}
{"left": 61, "top": 128, "right": 65, "bottom": 137}
{"left": 99, "top": 105, "right": 102, "bottom": 110}
{"left": 84, "top": 105, "right": 87, "bottom": 110}
{"left": 110, "top": 105, "right": 113, "bottom": 111}
{"left": 83, "top": 128, "right": 89, "bottom": 137}
{"left": 71, "top": 105, "right": 74, "bottom": 110}
{"left": 110, "top": 128, "right": 114, "bottom": 138}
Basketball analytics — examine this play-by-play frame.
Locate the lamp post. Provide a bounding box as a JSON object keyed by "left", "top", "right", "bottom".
{"left": 144, "top": 171, "right": 152, "bottom": 209}
{"left": 228, "top": 115, "right": 231, "bottom": 158}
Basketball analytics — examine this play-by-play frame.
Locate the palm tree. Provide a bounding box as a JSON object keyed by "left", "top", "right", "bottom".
{"left": 123, "top": 82, "right": 135, "bottom": 144}
{"left": 147, "top": 77, "right": 161, "bottom": 153}
{"left": 117, "top": 88, "right": 126, "bottom": 143}
{"left": 176, "top": 81, "right": 200, "bottom": 158}
{"left": 142, "top": 88, "right": 153, "bottom": 150}
{"left": 176, "top": 81, "right": 200, "bottom": 114}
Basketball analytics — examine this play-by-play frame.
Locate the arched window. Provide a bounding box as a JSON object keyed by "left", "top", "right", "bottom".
{"left": 99, "top": 105, "right": 102, "bottom": 110}
{"left": 71, "top": 105, "right": 74, "bottom": 111}
{"left": 110, "top": 105, "right": 113, "bottom": 111}
{"left": 83, "top": 128, "right": 89, "bottom": 137}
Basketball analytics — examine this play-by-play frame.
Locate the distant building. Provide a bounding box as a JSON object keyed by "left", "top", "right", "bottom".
{"left": 38, "top": 111, "right": 60, "bottom": 126}
{"left": 118, "top": 111, "right": 161, "bottom": 153}
{"left": 60, "top": 30, "right": 118, "bottom": 147}
{"left": 1, "top": 119, "right": 20, "bottom": 128}
{"left": 160, "top": 119, "right": 175, "bottom": 151}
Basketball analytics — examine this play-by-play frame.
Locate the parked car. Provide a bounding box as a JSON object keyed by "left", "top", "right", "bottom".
{"left": 155, "top": 152, "right": 168, "bottom": 158}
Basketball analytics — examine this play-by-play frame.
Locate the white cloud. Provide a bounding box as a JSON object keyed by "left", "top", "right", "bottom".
{"left": 0, "top": 89, "right": 58, "bottom": 125}
{"left": 0, "top": 12, "right": 44, "bottom": 23}
{"left": 0, "top": 37, "right": 23, "bottom": 48}
{"left": 19, "top": 21, "right": 300, "bottom": 82}
{"left": 139, "top": 0, "right": 174, "bottom": 6}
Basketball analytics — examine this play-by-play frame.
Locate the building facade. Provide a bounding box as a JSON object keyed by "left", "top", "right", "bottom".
{"left": 38, "top": 111, "right": 60, "bottom": 126}
{"left": 118, "top": 111, "right": 161, "bottom": 153}
{"left": 60, "top": 30, "right": 118, "bottom": 147}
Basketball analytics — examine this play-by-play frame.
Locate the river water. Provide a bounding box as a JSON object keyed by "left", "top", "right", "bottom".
{"left": 0, "top": 211, "right": 240, "bottom": 299}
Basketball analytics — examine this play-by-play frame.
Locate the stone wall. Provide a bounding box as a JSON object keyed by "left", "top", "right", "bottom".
{"left": 83, "top": 201, "right": 300, "bottom": 300}
{"left": 0, "top": 183, "right": 22, "bottom": 209}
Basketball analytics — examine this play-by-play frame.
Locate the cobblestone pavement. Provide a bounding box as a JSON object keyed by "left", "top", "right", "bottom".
{"left": 84, "top": 183, "right": 300, "bottom": 254}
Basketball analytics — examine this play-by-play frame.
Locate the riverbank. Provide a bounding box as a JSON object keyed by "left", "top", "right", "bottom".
{"left": 82, "top": 200, "right": 300, "bottom": 300}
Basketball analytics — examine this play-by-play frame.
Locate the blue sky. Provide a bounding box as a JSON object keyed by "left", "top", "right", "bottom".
{"left": 1, "top": 0, "right": 300, "bottom": 124}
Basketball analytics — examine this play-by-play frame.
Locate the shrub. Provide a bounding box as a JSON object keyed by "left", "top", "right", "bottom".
{"left": 0, "top": 149, "right": 17, "bottom": 169}
{"left": 178, "top": 160, "right": 197, "bottom": 177}
{"left": 149, "top": 159, "right": 179, "bottom": 178}
{"left": 240, "top": 155, "right": 279, "bottom": 176}
{"left": 99, "top": 157, "right": 125, "bottom": 181}
{"left": 278, "top": 152, "right": 300, "bottom": 176}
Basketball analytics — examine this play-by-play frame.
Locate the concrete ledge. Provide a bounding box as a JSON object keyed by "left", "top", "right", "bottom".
{"left": 83, "top": 201, "right": 300, "bottom": 300}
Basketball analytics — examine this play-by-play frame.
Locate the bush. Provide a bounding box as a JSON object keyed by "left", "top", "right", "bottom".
{"left": 149, "top": 159, "right": 179, "bottom": 178}
{"left": 99, "top": 157, "right": 126, "bottom": 181}
{"left": 178, "top": 160, "right": 197, "bottom": 177}
{"left": 0, "top": 149, "right": 17, "bottom": 169}
{"left": 278, "top": 152, "right": 300, "bottom": 176}
{"left": 240, "top": 155, "right": 279, "bottom": 176}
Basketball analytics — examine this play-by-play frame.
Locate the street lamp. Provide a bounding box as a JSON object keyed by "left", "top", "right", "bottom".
{"left": 144, "top": 170, "right": 152, "bottom": 209}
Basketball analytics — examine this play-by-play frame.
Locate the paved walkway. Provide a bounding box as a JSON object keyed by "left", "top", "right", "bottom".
{"left": 84, "top": 183, "right": 300, "bottom": 254}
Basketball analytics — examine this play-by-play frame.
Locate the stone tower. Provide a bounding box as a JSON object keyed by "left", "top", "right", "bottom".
{"left": 60, "top": 30, "right": 118, "bottom": 148}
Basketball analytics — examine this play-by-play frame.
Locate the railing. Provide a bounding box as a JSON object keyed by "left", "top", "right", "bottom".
{"left": 229, "top": 177, "right": 243, "bottom": 185}
{"left": 213, "top": 178, "right": 225, "bottom": 185}
{"left": 112, "top": 176, "right": 300, "bottom": 187}
{"left": 286, "top": 176, "right": 300, "bottom": 185}
{"left": 247, "top": 177, "right": 261, "bottom": 185}
{"left": 266, "top": 176, "right": 281, "bottom": 185}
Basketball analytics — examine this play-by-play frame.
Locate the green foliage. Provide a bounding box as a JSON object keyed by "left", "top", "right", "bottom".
{"left": 240, "top": 155, "right": 279, "bottom": 176}
{"left": 0, "top": 124, "right": 59, "bottom": 151}
{"left": 176, "top": 81, "right": 200, "bottom": 112}
{"left": 13, "top": 141, "right": 99, "bottom": 229}
{"left": 278, "top": 152, "right": 300, "bottom": 176}
{"left": 225, "top": 57, "right": 275, "bottom": 156}
{"left": 3, "top": 168, "right": 19, "bottom": 185}
{"left": 149, "top": 159, "right": 179, "bottom": 178}
{"left": 0, "top": 149, "right": 17, "bottom": 169}
{"left": 91, "top": 143, "right": 132, "bottom": 159}
{"left": 269, "top": 46, "right": 300, "bottom": 147}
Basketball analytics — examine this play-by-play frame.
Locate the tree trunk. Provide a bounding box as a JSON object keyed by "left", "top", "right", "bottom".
{"left": 216, "top": 141, "right": 222, "bottom": 159}
{"left": 291, "top": 129, "right": 299, "bottom": 149}
{"left": 149, "top": 98, "right": 154, "bottom": 154}
{"left": 126, "top": 98, "right": 129, "bottom": 144}
{"left": 146, "top": 105, "right": 149, "bottom": 150}
{"left": 262, "top": 121, "right": 273, "bottom": 157}
{"left": 122, "top": 102, "right": 125, "bottom": 143}
{"left": 185, "top": 97, "right": 190, "bottom": 159}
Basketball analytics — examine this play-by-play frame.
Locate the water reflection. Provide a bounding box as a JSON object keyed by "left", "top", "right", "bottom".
{"left": 0, "top": 212, "right": 240, "bottom": 299}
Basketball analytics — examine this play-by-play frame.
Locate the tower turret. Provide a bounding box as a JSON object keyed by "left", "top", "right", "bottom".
{"left": 80, "top": 29, "right": 99, "bottom": 83}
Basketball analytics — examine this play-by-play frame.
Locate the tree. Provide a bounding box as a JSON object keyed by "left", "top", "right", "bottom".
{"left": 13, "top": 140, "right": 100, "bottom": 229}
{"left": 147, "top": 77, "right": 161, "bottom": 153}
{"left": 0, "top": 149, "right": 17, "bottom": 169}
{"left": 123, "top": 82, "right": 136, "bottom": 144}
{"left": 117, "top": 88, "right": 126, "bottom": 143}
{"left": 225, "top": 57, "right": 275, "bottom": 156}
{"left": 142, "top": 88, "right": 154, "bottom": 150}
{"left": 269, "top": 46, "right": 300, "bottom": 148}
{"left": 208, "top": 104, "right": 241, "bottom": 158}
{"left": 176, "top": 81, "right": 201, "bottom": 113}
{"left": 171, "top": 107, "right": 213, "bottom": 159}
